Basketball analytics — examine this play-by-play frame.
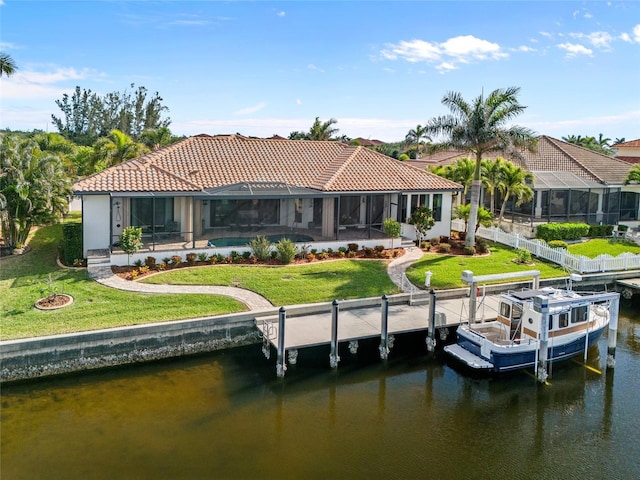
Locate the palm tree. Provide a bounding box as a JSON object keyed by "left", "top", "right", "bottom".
{"left": 91, "top": 129, "right": 149, "bottom": 172}
{"left": 425, "top": 87, "right": 536, "bottom": 246}
{"left": 447, "top": 158, "right": 475, "bottom": 205}
{"left": 32, "top": 132, "right": 77, "bottom": 174}
{"left": 481, "top": 157, "right": 506, "bottom": 214}
{"left": 0, "top": 135, "right": 72, "bottom": 248}
{"left": 624, "top": 164, "right": 640, "bottom": 184}
{"left": 307, "top": 117, "right": 339, "bottom": 141}
{"left": 614, "top": 138, "right": 626, "bottom": 145}
{"left": 497, "top": 162, "right": 534, "bottom": 224}
{"left": 140, "top": 126, "right": 174, "bottom": 150}
{"left": 0, "top": 52, "right": 17, "bottom": 77}
{"left": 404, "top": 125, "right": 431, "bottom": 159}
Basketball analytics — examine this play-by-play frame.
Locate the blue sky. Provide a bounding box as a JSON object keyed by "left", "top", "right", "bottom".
{"left": 1, "top": 0, "right": 639, "bottom": 142}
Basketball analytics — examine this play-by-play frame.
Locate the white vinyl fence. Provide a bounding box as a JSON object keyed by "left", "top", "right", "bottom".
{"left": 451, "top": 220, "right": 640, "bottom": 274}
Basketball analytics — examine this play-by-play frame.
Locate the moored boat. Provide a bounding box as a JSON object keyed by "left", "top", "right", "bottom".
{"left": 443, "top": 271, "right": 620, "bottom": 381}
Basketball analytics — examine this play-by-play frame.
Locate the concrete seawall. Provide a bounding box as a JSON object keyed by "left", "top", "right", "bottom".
{"left": 1, "top": 271, "right": 632, "bottom": 383}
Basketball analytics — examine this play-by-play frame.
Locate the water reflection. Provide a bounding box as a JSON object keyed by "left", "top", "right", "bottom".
{"left": 1, "top": 316, "right": 639, "bottom": 480}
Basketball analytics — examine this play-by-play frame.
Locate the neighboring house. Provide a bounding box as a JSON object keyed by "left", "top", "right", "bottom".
{"left": 73, "top": 134, "right": 462, "bottom": 262}
{"left": 352, "top": 137, "right": 385, "bottom": 148}
{"left": 612, "top": 138, "right": 640, "bottom": 164}
{"left": 412, "top": 135, "right": 638, "bottom": 231}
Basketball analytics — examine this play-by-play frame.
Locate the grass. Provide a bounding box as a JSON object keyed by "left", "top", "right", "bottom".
{"left": 566, "top": 238, "right": 640, "bottom": 258}
{"left": 140, "top": 260, "right": 401, "bottom": 306}
{"left": 405, "top": 242, "right": 569, "bottom": 289}
{"left": 0, "top": 216, "right": 247, "bottom": 341}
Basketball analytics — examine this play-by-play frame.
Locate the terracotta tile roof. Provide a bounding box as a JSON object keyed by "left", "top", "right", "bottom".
{"left": 616, "top": 156, "right": 640, "bottom": 164}
{"left": 612, "top": 139, "right": 640, "bottom": 148}
{"left": 416, "top": 136, "right": 632, "bottom": 186}
{"left": 73, "top": 134, "right": 462, "bottom": 194}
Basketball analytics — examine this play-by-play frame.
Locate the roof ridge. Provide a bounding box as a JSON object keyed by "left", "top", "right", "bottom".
{"left": 309, "top": 145, "right": 360, "bottom": 190}
{"left": 151, "top": 163, "right": 203, "bottom": 190}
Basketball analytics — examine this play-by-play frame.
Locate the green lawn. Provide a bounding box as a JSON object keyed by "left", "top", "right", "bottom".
{"left": 0, "top": 218, "right": 247, "bottom": 341}
{"left": 141, "top": 260, "right": 401, "bottom": 306}
{"left": 405, "top": 242, "right": 569, "bottom": 289}
{"left": 566, "top": 238, "right": 640, "bottom": 258}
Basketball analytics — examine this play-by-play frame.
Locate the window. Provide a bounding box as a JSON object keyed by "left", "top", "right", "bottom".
{"left": 571, "top": 305, "right": 588, "bottom": 324}
{"left": 411, "top": 194, "right": 429, "bottom": 212}
{"left": 130, "top": 197, "right": 174, "bottom": 232}
{"left": 433, "top": 194, "right": 442, "bottom": 221}
{"left": 339, "top": 196, "right": 361, "bottom": 225}
{"left": 558, "top": 312, "right": 569, "bottom": 328}
{"left": 499, "top": 302, "right": 511, "bottom": 318}
{"left": 620, "top": 192, "right": 639, "bottom": 221}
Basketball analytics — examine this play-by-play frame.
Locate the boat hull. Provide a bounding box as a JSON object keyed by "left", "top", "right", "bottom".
{"left": 449, "top": 325, "right": 607, "bottom": 373}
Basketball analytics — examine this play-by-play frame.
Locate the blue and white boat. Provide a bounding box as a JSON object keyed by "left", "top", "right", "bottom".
{"left": 443, "top": 271, "right": 620, "bottom": 380}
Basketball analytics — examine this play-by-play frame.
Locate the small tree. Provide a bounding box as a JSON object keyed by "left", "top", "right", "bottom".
{"left": 454, "top": 204, "right": 494, "bottom": 233}
{"left": 408, "top": 206, "right": 435, "bottom": 246}
{"left": 120, "top": 226, "right": 143, "bottom": 265}
{"left": 383, "top": 218, "right": 401, "bottom": 248}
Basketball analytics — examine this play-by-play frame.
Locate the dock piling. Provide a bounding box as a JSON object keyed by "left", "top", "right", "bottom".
{"left": 379, "top": 295, "right": 390, "bottom": 360}
{"left": 329, "top": 300, "right": 340, "bottom": 368}
{"left": 276, "top": 307, "right": 287, "bottom": 377}
{"left": 426, "top": 289, "right": 437, "bottom": 352}
{"left": 535, "top": 296, "right": 550, "bottom": 383}
{"left": 607, "top": 295, "right": 620, "bottom": 368}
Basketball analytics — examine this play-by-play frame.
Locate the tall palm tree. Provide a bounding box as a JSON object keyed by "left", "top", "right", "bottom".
{"left": 624, "top": 164, "right": 640, "bottom": 185}
{"left": 425, "top": 87, "right": 536, "bottom": 246}
{"left": 447, "top": 158, "right": 475, "bottom": 205}
{"left": 404, "top": 125, "right": 431, "bottom": 159}
{"left": 497, "top": 162, "right": 534, "bottom": 224}
{"left": 481, "top": 157, "right": 506, "bottom": 214}
{"left": 0, "top": 52, "right": 17, "bottom": 77}
{"left": 307, "top": 117, "right": 339, "bottom": 141}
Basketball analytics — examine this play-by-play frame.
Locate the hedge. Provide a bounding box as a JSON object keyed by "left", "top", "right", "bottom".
{"left": 59, "top": 223, "right": 83, "bottom": 265}
{"left": 588, "top": 224, "right": 614, "bottom": 237}
{"left": 536, "top": 222, "right": 590, "bottom": 241}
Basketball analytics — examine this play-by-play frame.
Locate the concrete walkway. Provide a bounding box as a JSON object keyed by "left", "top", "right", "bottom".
{"left": 88, "top": 265, "right": 274, "bottom": 310}
{"left": 387, "top": 246, "right": 425, "bottom": 292}
{"left": 87, "top": 246, "right": 424, "bottom": 311}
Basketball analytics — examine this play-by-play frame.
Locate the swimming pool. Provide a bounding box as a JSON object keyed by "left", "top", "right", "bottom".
{"left": 207, "top": 234, "right": 314, "bottom": 247}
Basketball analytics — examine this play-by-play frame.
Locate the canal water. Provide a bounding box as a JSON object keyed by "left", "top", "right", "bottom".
{"left": 2, "top": 309, "right": 639, "bottom": 479}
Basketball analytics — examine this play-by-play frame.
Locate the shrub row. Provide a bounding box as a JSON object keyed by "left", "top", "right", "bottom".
{"left": 536, "top": 222, "right": 590, "bottom": 241}
{"left": 59, "top": 223, "right": 83, "bottom": 266}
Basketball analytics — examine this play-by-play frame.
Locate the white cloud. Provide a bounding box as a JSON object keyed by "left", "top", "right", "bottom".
{"left": 515, "top": 45, "right": 537, "bottom": 53}
{"left": 570, "top": 31, "right": 614, "bottom": 49}
{"left": 295, "top": 98, "right": 301, "bottom": 105}
{"left": 0, "top": 66, "right": 99, "bottom": 99}
{"left": 234, "top": 102, "right": 267, "bottom": 115}
{"left": 634, "top": 24, "right": 640, "bottom": 42}
{"left": 380, "top": 35, "right": 506, "bottom": 71}
{"left": 276, "top": 11, "right": 286, "bottom": 17}
{"left": 620, "top": 32, "right": 632, "bottom": 43}
{"left": 307, "top": 64, "right": 325, "bottom": 73}
{"left": 557, "top": 42, "right": 593, "bottom": 57}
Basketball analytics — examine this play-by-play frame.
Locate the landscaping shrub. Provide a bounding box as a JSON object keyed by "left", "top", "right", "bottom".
{"left": 588, "top": 224, "right": 614, "bottom": 237}
{"left": 134, "top": 259, "right": 143, "bottom": 267}
{"left": 347, "top": 243, "right": 359, "bottom": 252}
{"left": 463, "top": 246, "right": 476, "bottom": 256}
{"left": 439, "top": 235, "right": 450, "bottom": 244}
{"left": 618, "top": 224, "right": 629, "bottom": 233}
{"left": 515, "top": 249, "right": 532, "bottom": 264}
{"left": 197, "top": 252, "right": 208, "bottom": 262}
{"left": 476, "top": 238, "right": 489, "bottom": 254}
{"left": 548, "top": 240, "right": 568, "bottom": 249}
{"left": 536, "top": 222, "right": 589, "bottom": 241}
{"left": 276, "top": 239, "right": 297, "bottom": 264}
{"left": 420, "top": 241, "right": 431, "bottom": 250}
{"left": 145, "top": 256, "right": 157, "bottom": 269}
{"left": 186, "top": 253, "right": 197, "bottom": 266}
{"left": 248, "top": 235, "right": 273, "bottom": 261}
{"left": 170, "top": 255, "right": 182, "bottom": 266}
{"left": 59, "top": 223, "right": 83, "bottom": 266}
{"left": 438, "top": 243, "right": 451, "bottom": 253}
{"left": 363, "top": 246, "right": 375, "bottom": 257}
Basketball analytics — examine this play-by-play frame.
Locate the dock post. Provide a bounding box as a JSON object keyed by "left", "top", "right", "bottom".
{"left": 607, "top": 295, "right": 620, "bottom": 369}
{"left": 469, "top": 281, "right": 477, "bottom": 325}
{"left": 535, "top": 296, "right": 549, "bottom": 383}
{"left": 379, "top": 295, "right": 389, "bottom": 360}
{"left": 329, "top": 300, "right": 340, "bottom": 368}
{"left": 276, "top": 307, "right": 287, "bottom": 377}
{"left": 426, "top": 289, "right": 437, "bottom": 352}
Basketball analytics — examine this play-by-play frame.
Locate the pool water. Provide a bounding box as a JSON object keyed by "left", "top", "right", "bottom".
{"left": 207, "top": 233, "right": 314, "bottom": 247}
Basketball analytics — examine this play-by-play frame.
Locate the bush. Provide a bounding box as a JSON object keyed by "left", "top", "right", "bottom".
{"left": 248, "top": 235, "right": 273, "bottom": 261}
{"left": 463, "top": 246, "right": 476, "bottom": 256}
{"left": 276, "top": 239, "right": 298, "bottom": 264}
{"left": 588, "top": 224, "right": 614, "bottom": 237}
{"left": 420, "top": 241, "right": 431, "bottom": 250}
{"left": 429, "top": 237, "right": 440, "bottom": 245}
{"left": 197, "top": 252, "right": 208, "bottom": 262}
{"left": 59, "top": 223, "right": 83, "bottom": 266}
{"left": 170, "top": 255, "right": 182, "bottom": 266}
{"left": 145, "top": 256, "right": 157, "bottom": 269}
{"left": 439, "top": 236, "right": 450, "bottom": 244}
{"left": 362, "top": 246, "right": 375, "bottom": 257}
{"left": 242, "top": 251, "right": 251, "bottom": 260}
{"left": 618, "top": 224, "right": 629, "bottom": 233}
{"left": 515, "top": 249, "right": 532, "bottom": 264}
{"left": 383, "top": 218, "right": 401, "bottom": 239}
{"left": 476, "top": 238, "right": 489, "bottom": 254}
{"left": 536, "top": 222, "right": 589, "bottom": 241}
{"left": 347, "top": 243, "right": 359, "bottom": 252}
{"left": 438, "top": 243, "right": 451, "bottom": 253}
{"left": 134, "top": 259, "right": 143, "bottom": 267}
{"left": 548, "top": 240, "right": 568, "bottom": 249}
{"left": 186, "top": 253, "right": 197, "bottom": 266}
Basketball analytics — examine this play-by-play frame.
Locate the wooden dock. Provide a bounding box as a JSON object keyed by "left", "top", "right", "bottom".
{"left": 256, "top": 294, "right": 501, "bottom": 375}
